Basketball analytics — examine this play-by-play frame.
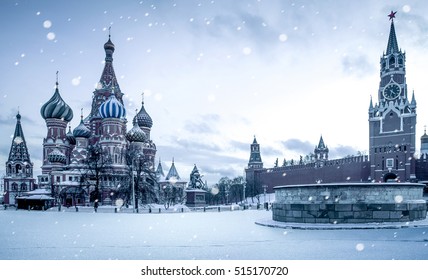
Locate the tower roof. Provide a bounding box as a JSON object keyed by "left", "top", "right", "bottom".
{"left": 165, "top": 158, "right": 181, "bottom": 181}
{"left": 40, "top": 78, "right": 73, "bottom": 122}
{"left": 421, "top": 126, "right": 428, "bottom": 142}
{"left": 89, "top": 35, "right": 124, "bottom": 119}
{"left": 126, "top": 118, "right": 147, "bottom": 142}
{"left": 386, "top": 11, "right": 399, "bottom": 55}
{"left": 99, "top": 34, "right": 120, "bottom": 91}
{"left": 66, "top": 126, "right": 76, "bottom": 145}
{"left": 156, "top": 158, "right": 165, "bottom": 178}
{"left": 73, "top": 112, "right": 91, "bottom": 138}
{"left": 134, "top": 93, "right": 153, "bottom": 128}
{"left": 317, "top": 135, "right": 326, "bottom": 149}
{"left": 8, "top": 112, "right": 31, "bottom": 163}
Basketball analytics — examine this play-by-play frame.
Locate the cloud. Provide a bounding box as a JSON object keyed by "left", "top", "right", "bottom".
{"left": 183, "top": 114, "right": 220, "bottom": 134}
{"left": 342, "top": 54, "right": 376, "bottom": 77}
{"left": 329, "top": 145, "right": 360, "bottom": 159}
{"left": 281, "top": 138, "right": 314, "bottom": 155}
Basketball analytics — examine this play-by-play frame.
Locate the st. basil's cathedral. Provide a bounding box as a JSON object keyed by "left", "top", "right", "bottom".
{"left": 3, "top": 34, "right": 185, "bottom": 207}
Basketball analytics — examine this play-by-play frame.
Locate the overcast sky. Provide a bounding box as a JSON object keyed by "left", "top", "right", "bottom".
{"left": 1, "top": 0, "right": 428, "bottom": 185}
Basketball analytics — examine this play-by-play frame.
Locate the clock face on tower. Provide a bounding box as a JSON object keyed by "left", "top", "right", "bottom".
{"left": 383, "top": 83, "right": 401, "bottom": 100}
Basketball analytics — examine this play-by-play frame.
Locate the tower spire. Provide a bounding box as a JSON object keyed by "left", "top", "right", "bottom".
{"left": 248, "top": 136, "right": 263, "bottom": 169}
{"left": 8, "top": 111, "right": 31, "bottom": 163}
{"left": 386, "top": 11, "right": 399, "bottom": 55}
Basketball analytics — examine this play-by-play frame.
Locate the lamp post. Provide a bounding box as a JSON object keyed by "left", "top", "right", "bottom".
{"left": 263, "top": 184, "right": 267, "bottom": 204}
{"left": 131, "top": 162, "right": 136, "bottom": 213}
{"left": 242, "top": 179, "right": 246, "bottom": 205}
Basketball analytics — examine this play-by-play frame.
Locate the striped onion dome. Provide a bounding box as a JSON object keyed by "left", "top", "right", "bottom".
{"left": 99, "top": 90, "right": 126, "bottom": 119}
{"left": 73, "top": 119, "right": 91, "bottom": 138}
{"left": 126, "top": 119, "right": 147, "bottom": 143}
{"left": 40, "top": 82, "right": 73, "bottom": 122}
{"left": 66, "top": 126, "right": 76, "bottom": 145}
{"left": 48, "top": 149, "right": 66, "bottom": 164}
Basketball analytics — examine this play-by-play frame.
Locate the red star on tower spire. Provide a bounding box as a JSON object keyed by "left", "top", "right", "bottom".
{"left": 388, "top": 10, "right": 397, "bottom": 21}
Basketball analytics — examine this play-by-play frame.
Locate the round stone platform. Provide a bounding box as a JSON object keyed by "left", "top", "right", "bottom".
{"left": 273, "top": 182, "right": 427, "bottom": 224}
{"left": 256, "top": 216, "right": 428, "bottom": 230}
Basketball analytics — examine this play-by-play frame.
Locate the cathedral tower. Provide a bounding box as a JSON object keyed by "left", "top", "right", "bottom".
{"left": 40, "top": 78, "right": 74, "bottom": 174}
{"left": 4, "top": 112, "right": 36, "bottom": 204}
{"left": 88, "top": 33, "right": 125, "bottom": 142}
{"left": 134, "top": 93, "right": 156, "bottom": 169}
{"left": 369, "top": 11, "right": 416, "bottom": 182}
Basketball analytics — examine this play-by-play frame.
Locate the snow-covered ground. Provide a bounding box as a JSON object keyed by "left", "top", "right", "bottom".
{"left": 1, "top": 208, "right": 428, "bottom": 260}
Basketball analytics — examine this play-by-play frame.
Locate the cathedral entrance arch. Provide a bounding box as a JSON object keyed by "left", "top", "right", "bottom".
{"left": 383, "top": 172, "right": 397, "bottom": 182}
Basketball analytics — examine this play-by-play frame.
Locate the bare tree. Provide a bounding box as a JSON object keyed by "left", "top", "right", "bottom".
{"left": 117, "top": 147, "right": 159, "bottom": 209}
{"left": 78, "top": 143, "right": 112, "bottom": 204}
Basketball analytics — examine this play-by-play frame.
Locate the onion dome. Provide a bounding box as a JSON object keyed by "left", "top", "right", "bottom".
{"left": 104, "top": 37, "right": 115, "bottom": 52}
{"left": 126, "top": 119, "right": 147, "bottom": 143}
{"left": 421, "top": 127, "right": 428, "bottom": 143}
{"left": 104, "top": 31, "right": 115, "bottom": 63}
{"left": 134, "top": 93, "right": 153, "bottom": 128}
{"left": 40, "top": 80, "right": 73, "bottom": 122}
{"left": 73, "top": 111, "right": 91, "bottom": 138}
{"left": 73, "top": 119, "right": 91, "bottom": 138}
{"left": 48, "top": 149, "right": 66, "bottom": 164}
{"left": 66, "top": 126, "right": 76, "bottom": 145}
{"left": 99, "top": 89, "right": 126, "bottom": 119}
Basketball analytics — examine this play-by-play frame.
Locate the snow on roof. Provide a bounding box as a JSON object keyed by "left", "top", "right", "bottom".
{"left": 24, "top": 189, "right": 51, "bottom": 195}
{"left": 16, "top": 195, "right": 54, "bottom": 200}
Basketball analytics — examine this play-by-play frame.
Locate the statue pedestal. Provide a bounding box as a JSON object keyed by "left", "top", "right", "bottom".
{"left": 185, "top": 188, "right": 206, "bottom": 207}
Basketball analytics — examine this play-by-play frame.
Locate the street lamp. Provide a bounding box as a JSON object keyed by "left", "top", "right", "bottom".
{"left": 131, "top": 161, "right": 136, "bottom": 213}
{"left": 263, "top": 185, "right": 267, "bottom": 206}
{"left": 242, "top": 179, "right": 246, "bottom": 205}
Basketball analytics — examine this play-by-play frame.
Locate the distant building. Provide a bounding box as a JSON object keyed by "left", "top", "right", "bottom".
{"left": 246, "top": 13, "right": 428, "bottom": 193}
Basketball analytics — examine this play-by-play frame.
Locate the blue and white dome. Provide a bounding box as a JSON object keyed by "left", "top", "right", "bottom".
{"left": 99, "top": 93, "right": 126, "bottom": 119}
{"left": 73, "top": 119, "right": 91, "bottom": 138}
{"left": 40, "top": 83, "right": 73, "bottom": 122}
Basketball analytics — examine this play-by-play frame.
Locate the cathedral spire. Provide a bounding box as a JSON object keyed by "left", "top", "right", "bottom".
{"left": 411, "top": 90, "right": 416, "bottom": 106}
{"left": 99, "top": 31, "right": 120, "bottom": 91}
{"left": 386, "top": 11, "right": 399, "bottom": 55}
{"left": 166, "top": 158, "right": 181, "bottom": 181}
{"left": 8, "top": 111, "right": 31, "bottom": 163}
{"left": 156, "top": 157, "right": 165, "bottom": 178}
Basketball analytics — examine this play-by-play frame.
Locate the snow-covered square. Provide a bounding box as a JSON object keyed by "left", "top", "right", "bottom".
{"left": 1, "top": 208, "right": 428, "bottom": 260}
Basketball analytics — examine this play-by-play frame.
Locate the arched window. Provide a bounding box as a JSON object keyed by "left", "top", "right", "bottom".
{"left": 15, "top": 164, "right": 22, "bottom": 174}
{"left": 7, "top": 164, "right": 12, "bottom": 174}
{"left": 12, "top": 183, "right": 18, "bottom": 191}
{"left": 398, "top": 55, "right": 403, "bottom": 66}
{"left": 21, "top": 183, "right": 27, "bottom": 191}
{"left": 389, "top": 56, "right": 395, "bottom": 68}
